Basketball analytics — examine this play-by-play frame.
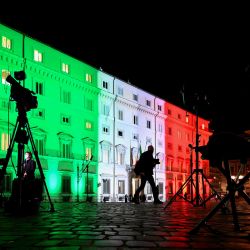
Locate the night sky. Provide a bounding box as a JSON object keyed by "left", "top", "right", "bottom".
{"left": 1, "top": 4, "right": 250, "bottom": 131}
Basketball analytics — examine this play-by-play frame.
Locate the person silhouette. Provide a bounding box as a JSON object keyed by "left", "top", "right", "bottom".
{"left": 22, "top": 151, "right": 36, "bottom": 180}
{"left": 133, "top": 145, "right": 163, "bottom": 204}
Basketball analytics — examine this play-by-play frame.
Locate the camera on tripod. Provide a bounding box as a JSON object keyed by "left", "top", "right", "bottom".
{"left": 6, "top": 71, "right": 38, "bottom": 112}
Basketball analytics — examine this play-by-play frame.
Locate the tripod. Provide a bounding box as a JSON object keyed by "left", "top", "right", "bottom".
{"left": 164, "top": 105, "right": 221, "bottom": 210}
{"left": 0, "top": 108, "right": 54, "bottom": 212}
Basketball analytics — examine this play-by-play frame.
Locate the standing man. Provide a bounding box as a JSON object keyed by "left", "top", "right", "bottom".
{"left": 133, "top": 145, "right": 163, "bottom": 204}
{"left": 22, "top": 151, "right": 36, "bottom": 180}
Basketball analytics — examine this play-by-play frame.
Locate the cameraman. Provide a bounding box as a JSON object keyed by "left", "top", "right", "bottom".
{"left": 133, "top": 145, "right": 163, "bottom": 204}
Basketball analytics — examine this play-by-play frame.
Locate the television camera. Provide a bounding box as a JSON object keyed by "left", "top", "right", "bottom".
{"left": 6, "top": 71, "right": 38, "bottom": 112}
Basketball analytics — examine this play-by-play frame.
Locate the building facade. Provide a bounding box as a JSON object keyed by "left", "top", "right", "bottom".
{"left": 0, "top": 23, "right": 233, "bottom": 203}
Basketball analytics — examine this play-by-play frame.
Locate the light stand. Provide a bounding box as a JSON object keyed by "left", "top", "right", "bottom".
{"left": 82, "top": 155, "right": 93, "bottom": 202}
{"left": 164, "top": 94, "right": 221, "bottom": 210}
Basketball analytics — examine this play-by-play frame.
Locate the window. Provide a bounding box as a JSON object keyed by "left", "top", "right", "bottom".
{"left": 118, "top": 130, "right": 123, "bottom": 137}
{"left": 133, "top": 94, "right": 138, "bottom": 101}
{"left": 186, "top": 116, "right": 189, "bottom": 123}
{"left": 102, "top": 126, "right": 109, "bottom": 134}
{"left": 85, "top": 176, "right": 93, "bottom": 194}
{"left": 62, "top": 143, "right": 71, "bottom": 158}
{"left": 118, "top": 180, "right": 125, "bottom": 194}
{"left": 146, "top": 120, "right": 151, "bottom": 129}
{"left": 103, "top": 81, "right": 108, "bottom": 89}
{"left": 60, "top": 89, "right": 71, "bottom": 104}
{"left": 103, "top": 179, "right": 110, "bottom": 194}
{"left": 35, "top": 138, "right": 45, "bottom": 155}
{"left": 178, "top": 145, "right": 182, "bottom": 152}
{"left": 177, "top": 130, "right": 181, "bottom": 139}
{"left": 2, "top": 69, "right": 10, "bottom": 84}
{"left": 34, "top": 50, "right": 43, "bottom": 62}
{"left": 158, "top": 182, "right": 163, "bottom": 194}
{"left": 100, "top": 140, "right": 111, "bottom": 163}
{"left": 103, "top": 104, "right": 109, "bottom": 116}
{"left": 158, "top": 123, "right": 163, "bottom": 133}
{"left": 178, "top": 114, "right": 181, "bottom": 119}
{"left": 167, "top": 143, "right": 173, "bottom": 150}
{"left": 146, "top": 99, "right": 151, "bottom": 107}
{"left": 1, "top": 132, "right": 9, "bottom": 151}
{"left": 202, "top": 123, "right": 205, "bottom": 130}
{"left": 61, "top": 115, "right": 71, "bottom": 125}
{"left": 133, "top": 133, "right": 139, "bottom": 140}
{"left": 85, "top": 98, "right": 93, "bottom": 111}
{"left": 118, "top": 110, "right": 123, "bottom": 120}
{"left": 118, "top": 87, "right": 123, "bottom": 96}
{"left": 167, "top": 109, "right": 172, "bottom": 115}
{"left": 35, "top": 82, "right": 44, "bottom": 95}
{"left": 86, "top": 73, "right": 92, "bottom": 83}
{"left": 2, "top": 36, "right": 11, "bottom": 49}
{"left": 116, "top": 144, "right": 126, "bottom": 165}
{"left": 85, "top": 147, "right": 92, "bottom": 160}
{"left": 168, "top": 127, "right": 172, "bottom": 135}
{"left": 62, "top": 63, "right": 69, "bottom": 73}
{"left": 158, "top": 105, "right": 162, "bottom": 111}
{"left": 133, "top": 115, "right": 138, "bottom": 125}
{"left": 62, "top": 176, "right": 71, "bottom": 194}
{"left": 85, "top": 121, "right": 93, "bottom": 130}
{"left": 58, "top": 132, "right": 73, "bottom": 158}
{"left": 33, "top": 108, "right": 45, "bottom": 119}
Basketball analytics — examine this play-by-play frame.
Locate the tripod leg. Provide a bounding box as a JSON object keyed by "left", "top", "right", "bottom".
{"left": 26, "top": 122, "right": 55, "bottom": 212}
{"left": 164, "top": 174, "right": 192, "bottom": 210}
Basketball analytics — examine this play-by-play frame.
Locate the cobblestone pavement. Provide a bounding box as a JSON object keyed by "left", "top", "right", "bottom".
{"left": 0, "top": 198, "right": 249, "bottom": 249}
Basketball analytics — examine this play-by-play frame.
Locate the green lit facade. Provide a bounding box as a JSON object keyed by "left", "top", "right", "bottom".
{"left": 0, "top": 24, "right": 99, "bottom": 202}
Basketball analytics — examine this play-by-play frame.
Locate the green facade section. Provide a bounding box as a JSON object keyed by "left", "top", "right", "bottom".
{"left": 0, "top": 23, "right": 100, "bottom": 202}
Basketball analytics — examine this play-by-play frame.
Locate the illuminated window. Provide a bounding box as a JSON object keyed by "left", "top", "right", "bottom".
{"left": 62, "top": 63, "right": 69, "bottom": 73}
{"left": 85, "top": 73, "right": 92, "bottom": 83}
{"left": 85, "top": 147, "right": 92, "bottom": 160}
{"left": 186, "top": 116, "right": 189, "bottom": 123}
{"left": 2, "top": 70, "right": 10, "bottom": 84}
{"left": 1, "top": 132, "right": 9, "bottom": 150}
{"left": 34, "top": 50, "right": 42, "bottom": 62}
{"left": 118, "top": 180, "right": 125, "bottom": 194}
{"left": 2, "top": 36, "right": 11, "bottom": 49}
{"left": 202, "top": 123, "right": 205, "bottom": 130}
{"left": 85, "top": 121, "right": 92, "bottom": 130}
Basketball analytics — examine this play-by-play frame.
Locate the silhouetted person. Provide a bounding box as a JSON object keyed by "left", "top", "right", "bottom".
{"left": 133, "top": 145, "right": 163, "bottom": 204}
{"left": 22, "top": 152, "right": 36, "bottom": 180}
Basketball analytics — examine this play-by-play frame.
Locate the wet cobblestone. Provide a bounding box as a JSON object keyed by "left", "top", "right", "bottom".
{"left": 0, "top": 199, "right": 249, "bottom": 249}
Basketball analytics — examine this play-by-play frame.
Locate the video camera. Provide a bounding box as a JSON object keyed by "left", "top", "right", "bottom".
{"left": 6, "top": 71, "right": 38, "bottom": 112}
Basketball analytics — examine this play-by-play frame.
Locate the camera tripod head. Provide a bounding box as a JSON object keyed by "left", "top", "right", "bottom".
{"left": 6, "top": 71, "right": 38, "bottom": 112}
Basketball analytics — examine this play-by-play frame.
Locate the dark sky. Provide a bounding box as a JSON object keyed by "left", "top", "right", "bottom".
{"left": 1, "top": 4, "right": 250, "bottom": 131}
